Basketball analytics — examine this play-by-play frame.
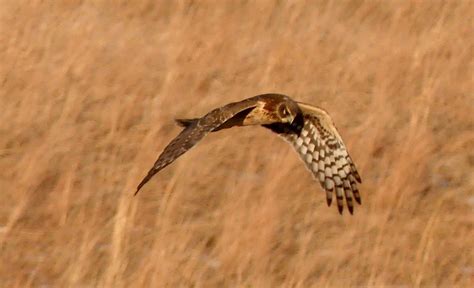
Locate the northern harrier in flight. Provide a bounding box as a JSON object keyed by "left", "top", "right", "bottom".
{"left": 136, "top": 94, "right": 362, "bottom": 214}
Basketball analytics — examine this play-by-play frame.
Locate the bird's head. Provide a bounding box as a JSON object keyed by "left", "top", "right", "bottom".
{"left": 276, "top": 100, "right": 300, "bottom": 124}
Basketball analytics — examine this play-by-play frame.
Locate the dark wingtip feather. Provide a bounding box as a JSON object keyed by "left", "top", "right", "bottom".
{"left": 354, "top": 191, "right": 362, "bottom": 205}
{"left": 353, "top": 170, "right": 362, "bottom": 183}
{"left": 348, "top": 204, "right": 354, "bottom": 215}
{"left": 134, "top": 180, "right": 147, "bottom": 196}
{"left": 337, "top": 204, "right": 343, "bottom": 215}
{"left": 135, "top": 167, "right": 157, "bottom": 196}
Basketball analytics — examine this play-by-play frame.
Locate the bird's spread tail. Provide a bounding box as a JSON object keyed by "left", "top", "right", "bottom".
{"left": 175, "top": 118, "right": 199, "bottom": 128}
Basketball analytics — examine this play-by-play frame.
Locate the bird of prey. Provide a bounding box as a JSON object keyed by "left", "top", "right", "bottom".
{"left": 135, "top": 94, "right": 362, "bottom": 214}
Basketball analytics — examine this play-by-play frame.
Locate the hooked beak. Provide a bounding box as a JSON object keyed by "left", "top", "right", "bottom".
{"left": 287, "top": 114, "right": 295, "bottom": 124}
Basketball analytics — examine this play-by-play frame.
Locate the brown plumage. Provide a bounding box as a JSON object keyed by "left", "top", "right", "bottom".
{"left": 135, "top": 93, "right": 362, "bottom": 214}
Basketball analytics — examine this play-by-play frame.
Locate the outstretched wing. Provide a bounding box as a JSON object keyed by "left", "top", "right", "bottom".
{"left": 135, "top": 97, "right": 263, "bottom": 194}
{"left": 264, "top": 102, "right": 362, "bottom": 214}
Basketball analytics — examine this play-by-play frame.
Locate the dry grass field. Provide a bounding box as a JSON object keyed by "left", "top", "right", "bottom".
{"left": 0, "top": 1, "right": 473, "bottom": 287}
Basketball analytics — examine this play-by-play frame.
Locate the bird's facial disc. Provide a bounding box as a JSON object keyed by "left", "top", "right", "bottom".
{"left": 278, "top": 103, "right": 296, "bottom": 123}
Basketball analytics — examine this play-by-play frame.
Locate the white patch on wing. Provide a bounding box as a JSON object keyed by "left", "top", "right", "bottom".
{"left": 300, "top": 145, "right": 307, "bottom": 154}
{"left": 296, "top": 137, "right": 303, "bottom": 147}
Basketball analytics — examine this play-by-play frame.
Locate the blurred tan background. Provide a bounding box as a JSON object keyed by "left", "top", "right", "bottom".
{"left": 0, "top": 1, "right": 472, "bottom": 287}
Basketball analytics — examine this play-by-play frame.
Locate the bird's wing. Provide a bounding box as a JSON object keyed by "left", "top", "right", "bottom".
{"left": 135, "top": 97, "right": 264, "bottom": 194}
{"left": 263, "top": 102, "right": 362, "bottom": 214}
